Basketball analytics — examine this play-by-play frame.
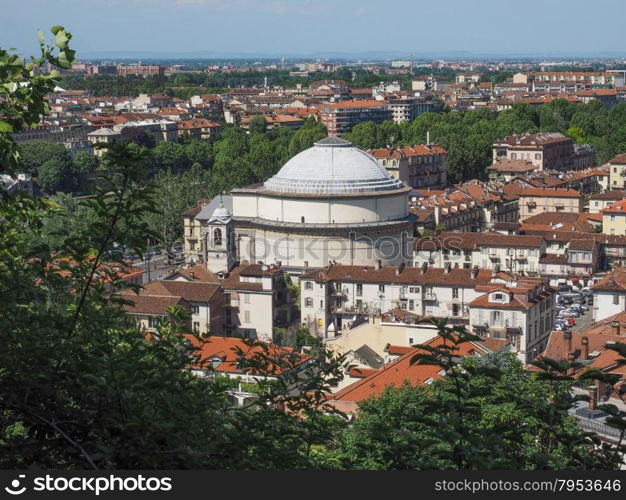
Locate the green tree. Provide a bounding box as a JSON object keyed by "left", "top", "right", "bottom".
{"left": 248, "top": 115, "right": 267, "bottom": 135}
{"left": 37, "top": 156, "right": 75, "bottom": 193}
{"left": 18, "top": 141, "right": 72, "bottom": 177}
{"left": 73, "top": 151, "right": 99, "bottom": 173}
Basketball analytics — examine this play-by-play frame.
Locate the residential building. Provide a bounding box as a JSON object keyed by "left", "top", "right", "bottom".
{"left": 593, "top": 268, "right": 626, "bottom": 321}
{"left": 601, "top": 199, "right": 626, "bottom": 236}
{"left": 468, "top": 277, "right": 555, "bottom": 362}
{"left": 492, "top": 132, "right": 592, "bottom": 172}
{"left": 518, "top": 186, "right": 583, "bottom": 220}
{"left": 221, "top": 263, "right": 295, "bottom": 341}
{"left": 368, "top": 144, "right": 447, "bottom": 189}
{"left": 385, "top": 98, "right": 433, "bottom": 124}
{"left": 606, "top": 154, "right": 626, "bottom": 189}
{"left": 300, "top": 262, "right": 499, "bottom": 338}
{"left": 177, "top": 118, "right": 221, "bottom": 140}
{"left": 319, "top": 100, "right": 391, "bottom": 135}
{"left": 116, "top": 65, "right": 165, "bottom": 78}
{"left": 487, "top": 158, "right": 539, "bottom": 181}
{"left": 413, "top": 232, "right": 546, "bottom": 275}
{"left": 588, "top": 189, "right": 626, "bottom": 214}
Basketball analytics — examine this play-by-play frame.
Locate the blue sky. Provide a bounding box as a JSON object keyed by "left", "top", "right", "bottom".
{"left": 3, "top": 0, "right": 626, "bottom": 58}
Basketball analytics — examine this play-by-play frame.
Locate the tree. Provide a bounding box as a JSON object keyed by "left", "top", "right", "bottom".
{"left": 73, "top": 151, "right": 99, "bottom": 173}
{"left": 288, "top": 117, "right": 327, "bottom": 157}
{"left": 334, "top": 320, "right": 623, "bottom": 470}
{"left": 345, "top": 121, "right": 378, "bottom": 149}
{"left": 248, "top": 115, "right": 267, "bottom": 135}
{"left": 18, "top": 141, "right": 72, "bottom": 177}
{"left": 37, "top": 156, "right": 75, "bottom": 193}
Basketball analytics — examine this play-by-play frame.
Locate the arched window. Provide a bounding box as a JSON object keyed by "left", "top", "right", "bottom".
{"left": 382, "top": 160, "right": 387, "bottom": 166}
{"left": 214, "top": 228, "right": 222, "bottom": 246}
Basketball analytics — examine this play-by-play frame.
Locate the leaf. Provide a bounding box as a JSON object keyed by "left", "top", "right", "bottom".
{"left": 0, "top": 121, "right": 13, "bottom": 133}
{"left": 50, "top": 25, "right": 64, "bottom": 35}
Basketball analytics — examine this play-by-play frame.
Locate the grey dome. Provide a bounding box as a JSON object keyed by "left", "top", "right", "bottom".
{"left": 263, "top": 137, "right": 405, "bottom": 195}
{"left": 208, "top": 200, "right": 231, "bottom": 223}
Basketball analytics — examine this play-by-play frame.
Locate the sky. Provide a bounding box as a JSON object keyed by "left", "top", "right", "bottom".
{"left": 2, "top": 0, "right": 626, "bottom": 59}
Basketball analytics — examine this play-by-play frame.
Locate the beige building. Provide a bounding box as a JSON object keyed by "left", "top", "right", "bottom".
{"left": 606, "top": 154, "right": 626, "bottom": 189}
{"left": 487, "top": 158, "right": 538, "bottom": 182}
{"left": 588, "top": 189, "right": 626, "bottom": 214}
{"left": 492, "top": 133, "right": 578, "bottom": 171}
{"left": 602, "top": 199, "right": 626, "bottom": 236}
{"left": 468, "top": 278, "right": 555, "bottom": 362}
{"left": 518, "top": 186, "right": 583, "bottom": 220}
{"left": 413, "top": 232, "right": 546, "bottom": 275}
{"left": 368, "top": 144, "right": 447, "bottom": 189}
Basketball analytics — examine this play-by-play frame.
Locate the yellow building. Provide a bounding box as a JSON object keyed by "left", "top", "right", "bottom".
{"left": 607, "top": 153, "right": 626, "bottom": 189}
{"left": 602, "top": 199, "right": 626, "bottom": 236}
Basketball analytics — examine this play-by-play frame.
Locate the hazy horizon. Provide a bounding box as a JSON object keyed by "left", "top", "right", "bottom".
{"left": 3, "top": 0, "right": 626, "bottom": 60}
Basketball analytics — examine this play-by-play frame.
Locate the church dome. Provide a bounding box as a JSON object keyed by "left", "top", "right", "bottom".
{"left": 263, "top": 137, "right": 405, "bottom": 195}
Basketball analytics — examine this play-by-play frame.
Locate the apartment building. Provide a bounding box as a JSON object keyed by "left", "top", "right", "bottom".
{"left": 592, "top": 269, "right": 626, "bottom": 321}
{"left": 588, "top": 190, "right": 626, "bottom": 214}
{"left": 492, "top": 133, "right": 581, "bottom": 171}
{"left": 221, "top": 263, "right": 294, "bottom": 341}
{"left": 413, "top": 232, "right": 546, "bottom": 275}
{"left": 385, "top": 98, "right": 433, "bottom": 124}
{"left": 487, "top": 158, "right": 539, "bottom": 181}
{"left": 319, "top": 100, "right": 391, "bottom": 135}
{"left": 468, "top": 278, "right": 555, "bottom": 362}
{"left": 300, "top": 261, "right": 495, "bottom": 338}
{"left": 116, "top": 65, "right": 165, "bottom": 78}
{"left": 512, "top": 72, "right": 623, "bottom": 87}
{"left": 606, "top": 154, "right": 626, "bottom": 189}
{"left": 518, "top": 186, "right": 583, "bottom": 220}
{"left": 601, "top": 199, "right": 626, "bottom": 236}
{"left": 368, "top": 144, "right": 447, "bottom": 189}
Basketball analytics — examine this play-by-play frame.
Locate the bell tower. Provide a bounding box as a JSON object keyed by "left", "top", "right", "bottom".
{"left": 203, "top": 198, "right": 235, "bottom": 273}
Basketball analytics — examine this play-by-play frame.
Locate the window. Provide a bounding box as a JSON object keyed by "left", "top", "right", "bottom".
{"left": 305, "top": 297, "right": 313, "bottom": 308}
{"left": 244, "top": 310, "right": 251, "bottom": 323}
{"left": 535, "top": 153, "right": 541, "bottom": 160}
{"left": 614, "top": 294, "right": 620, "bottom": 305}
{"left": 192, "top": 305, "right": 200, "bottom": 314}
{"left": 356, "top": 299, "right": 363, "bottom": 309}
{"left": 244, "top": 294, "right": 250, "bottom": 304}
{"left": 595, "top": 201, "right": 599, "bottom": 207}
{"left": 612, "top": 215, "right": 616, "bottom": 222}
{"left": 511, "top": 153, "right": 517, "bottom": 160}
{"left": 356, "top": 283, "right": 363, "bottom": 297}
{"left": 452, "top": 287, "right": 459, "bottom": 299}
{"left": 320, "top": 300, "right": 324, "bottom": 309}
{"left": 319, "top": 283, "right": 324, "bottom": 289}
{"left": 148, "top": 316, "right": 159, "bottom": 328}
{"left": 378, "top": 284, "right": 385, "bottom": 294}
{"left": 409, "top": 337, "right": 414, "bottom": 345}
{"left": 452, "top": 303, "right": 460, "bottom": 316}
{"left": 409, "top": 299, "right": 414, "bottom": 310}
{"left": 494, "top": 293, "right": 504, "bottom": 301}
{"left": 193, "top": 321, "right": 200, "bottom": 331}
{"left": 213, "top": 228, "right": 222, "bottom": 246}
{"left": 305, "top": 281, "right": 313, "bottom": 290}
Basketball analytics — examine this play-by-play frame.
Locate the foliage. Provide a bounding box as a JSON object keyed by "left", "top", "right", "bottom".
{"left": 332, "top": 319, "right": 623, "bottom": 470}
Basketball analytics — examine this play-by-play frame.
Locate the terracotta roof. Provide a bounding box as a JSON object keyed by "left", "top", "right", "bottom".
{"left": 601, "top": 199, "right": 626, "bottom": 214}
{"left": 326, "top": 335, "right": 506, "bottom": 405}
{"left": 568, "top": 239, "right": 596, "bottom": 251}
{"left": 609, "top": 153, "right": 626, "bottom": 164}
{"left": 172, "top": 264, "right": 220, "bottom": 283}
{"left": 142, "top": 280, "right": 221, "bottom": 303}
{"left": 369, "top": 144, "right": 447, "bottom": 159}
{"left": 487, "top": 158, "right": 537, "bottom": 173}
{"left": 518, "top": 187, "right": 582, "bottom": 198}
{"left": 414, "top": 232, "right": 544, "bottom": 251}
{"left": 324, "top": 99, "right": 386, "bottom": 109}
{"left": 539, "top": 253, "right": 568, "bottom": 264}
{"left": 494, "top": 132, "right": 571, "bottom": 147}
{"left": 301, "top": 263, "right": 494, "bottom": 287}
{"left": 187, "top": 335, "right": 307, "bottom": 376}
{"left": 592, "top": 268, "right": 626, "bottom": 292}
{"left": 123, "top": 294, "right": 191, "bottom": 315}
{"left": 588, "top": 189, "right": 626, "bottom": 201}
{"left": 182, "top": 199, "right": 210, "bottom": 217}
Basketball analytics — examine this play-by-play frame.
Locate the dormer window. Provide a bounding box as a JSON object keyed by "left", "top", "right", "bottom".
{"left": 493, "top": 293, "right": 505, "bottom": 301}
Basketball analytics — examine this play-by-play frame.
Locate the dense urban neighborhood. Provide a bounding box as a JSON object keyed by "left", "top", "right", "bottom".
{"left": 3, "top": 20, "right": 626, "bottom": 473}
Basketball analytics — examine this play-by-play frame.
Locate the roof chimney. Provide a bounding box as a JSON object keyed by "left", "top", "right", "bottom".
{"left": 589, "top": 385, "right": 598, "bottom": 410}
{"left": 581, "top": 336, "right": 589, "bottom": 360}
{"left": 612, "top": 320, "right": 620, "bottom": 335}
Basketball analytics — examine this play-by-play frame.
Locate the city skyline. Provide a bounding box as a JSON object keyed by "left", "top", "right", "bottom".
{"left": 3, "top": 0, "right": 626, "bottom": 59}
